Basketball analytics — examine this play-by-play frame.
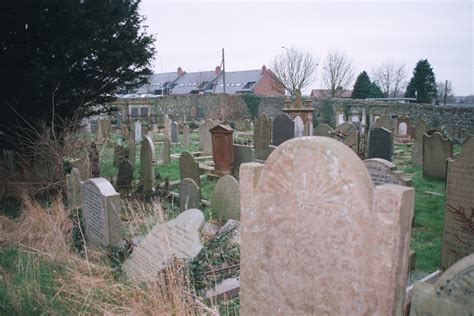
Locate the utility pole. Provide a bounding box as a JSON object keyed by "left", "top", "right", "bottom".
{"left": 443, "top": 80, "right": 448, "bottom": 106}
{"left": 222, "top": 48, "right": 226, "bottom": 94}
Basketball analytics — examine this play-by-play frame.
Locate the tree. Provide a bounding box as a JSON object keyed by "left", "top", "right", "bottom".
{"left": 352, "top": 71, "right": 384, "bottom": 99}
{"left": 436, "top": 81, "right": 456, "bottom": 105}
{"left": 372, "top": 61, "right": 407, "bottom": 97}
{"left": 405, "top": 59, "right": 437, "bottom": 103}
{"left": 0, "top": 0, "right": 155, "bottom": 147}
{"left": 322, "top": 50, "right": 355, "bottom": 97}
{"left": 271, "top": 47, "right": 317, "bottom": 96}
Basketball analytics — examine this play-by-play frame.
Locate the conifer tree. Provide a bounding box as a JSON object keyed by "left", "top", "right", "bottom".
{"left": 405, "top": 59, "right": 437, "bottom": 103}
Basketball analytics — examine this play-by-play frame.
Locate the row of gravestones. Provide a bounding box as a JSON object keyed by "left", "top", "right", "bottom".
{"left": 67, "top": 135, "right": 474, "bottom": 314}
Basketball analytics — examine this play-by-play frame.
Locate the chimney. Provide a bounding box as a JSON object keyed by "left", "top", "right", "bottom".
{"left": 177, "top": 67, "right": 183, "bottom": 76}
{"left": 261, "top": 65, "right": 267, "bottom": 74}
{"left": 215, "top": 65, "right": 221, "bottom": 75}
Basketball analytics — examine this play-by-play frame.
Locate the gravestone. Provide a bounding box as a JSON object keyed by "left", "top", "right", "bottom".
{"left": 373, "top": 115, "right": 395, "bottom": 134}
{"left": 121, "top": 125, "right": 129, "bottom": 139}
{"left": 160, "top": 137, "right": 171, "bottom": 164}
{"left": 240, "top": 137, "right": 414, "bottom": 315}
{"left": 89, "top": 142, "right": 100, "bottom": 178}
{"left": 254, "top": 113, "right": 272, "bottom": 160}
{"left": 412, "top": 120, "right": 429, "bottom": 167}
{"left": 335, "top": 121, "right": 359, "bottom": 154}
{"left": 199, "top": 119, "right": 216, "bottom": 155}
{"left": 123, "top": 209, "right": 205, "bottom": 282}
{"left": 440, "top": 138, "right": 474, "bottom": 269}
{"left": 116, "top": 159, "right": 133, "bottom": 194}
{"left": 171, "top": 121, "right": 178, "bottom": 143}
{"left": 140, "top": 135, "right": 155, "bottom": 196}
{"left": 70, "top": 153, "right": 91, "bottom": 180}
{"left": 294, "top": 115, "right": 304, "bottom": 137}
{"left": 422, "top": 131, "right": 453, "bottom": 180}
{"left": 272, "top": 113, "right": 294, "bottom": 146}
{"left": 211, "top": 125, "right": 234, "bottom": 175}
{"left": 128, "top": 138, "right": 136, "bottom": 167}
{"left": 81, "top": 178, "right": 123, "bottom": 247}
{"left": 113, "top": 145, "right": 128, "bottom": 167}
{"left": 179, "top": 178, "right": 201, "bottom": 212}
{"left": 363, "top": 158, "right": 411, "bottom": 186}
{"left": 368, "top": 127, "right": 393, "bottom": 161}
{"left": 134, "top": 120, "right": 142, "bottom": 144}
{"left": 210, "top": 175, "right": 240, "bottom": 223}
{"left": 314, "top": 123, "right": 334, "bottom": 138}
{"left": 183, "top": 124, "right": 191, "bottom": 147}
{"left": 233, "top": 144, "right": 254, "bottom": 177}
{"left": 179, "top": 151, "right": 200, "bottom": 187}
{"left": 66, "top": 168, "right": 83, "bottom": 210}
{"left": 398, "top": 122, "right": 408, "bottom": 136}
{"left": 164, "top": 114, "right": 172, "bottom": 137}
{"left": 410, "top": 253, "right": 474, "bottom": 315}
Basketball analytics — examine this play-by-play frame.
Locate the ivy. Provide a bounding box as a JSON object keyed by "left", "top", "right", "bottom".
{"left": 240, "top": 93, "right": 260, "bottom": 119}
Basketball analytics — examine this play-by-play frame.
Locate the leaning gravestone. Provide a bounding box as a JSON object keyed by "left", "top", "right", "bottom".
{"left": 412, "top": 120, "right": 429, "bottom": 167}
{"left": 66, "top": 168, "right": 83, "bottom": 210}
{"left": 171, "top": 121, "right": 178, "bottom": 143}
{"left": 363, "top": 158, "right": 411, "bottom": 186}
{"left": 182, "top": 124, "right": 191, "bottom": 147}
{"left": 335, "top": 121, "right": 359, "bottom": 154}
{"left": 272, "top": 113, "right": 294, "bottom": 146}
{"left": 210, "top": 175, "right": 241, "bottom": 223}
{"left": 240, "top": 137, "right": 414, "bottom": 315}
{"left": 179, "top": 151, "right": 200, "bottom": 188}
{"left": 123, "top": 209, "right": 205, "bottom": 282}
{"left": 254, "top": 113, "right": 272, "bottom": 160}
{"left": 440, "top": 138, "right": 474, "bottom": 270}
{"left": 294, "top": 115, "right": 304, "bottom": 137}
{"left": 160, "top": 137, "right": 171, "bottom": 165}
{"left": 368, "top": 127, "right": 393, "bottom": 161}
{"left": 81, "top": 178, "right": 123, "bottom": 248}
{"left": 373, "top": 115, "right": 396, "bottom": 134}
{"left": 179, "top": 178, "right": 201, "bottom": 212}
{"left": 410, "top": 253, "right": 474, "bottom": 315}
{"left": 199, "top": 119, "right": 216, "bottom": 155}
{"left": 422, "top": 131, "right": 453, "bottom": 180}
{"left": 140, "top": 135, "right": 155, "bottom": 196}
{"left": 314, "top": 123, "right": 334, "bottom": 138}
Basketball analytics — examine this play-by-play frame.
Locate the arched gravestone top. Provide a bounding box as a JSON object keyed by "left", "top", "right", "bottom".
{"left": 254, "top": 113, "right": 272, "bottom": 160}
{"left": 200, "top": 119, "right": 217, "bottom": 154}
{"left": 398, "top": 122, "right": 408, "bottom": 135}
{"left": 335, "top": 121, "right": 359, "bottom": 153}
{"left": 314, "top": 123, "right": 334, "bottom": 138}
{"left": 179, "top": 178, "right": 201, "bottom": 212}
{"left": 272, "top": 113, "right": 294, "bottom": 146}
{"left": 210, "top": 175, "right": 240, "bottom": 223}
{"left": 373, "top": 115, "right": 395, "bottom": 132}
{"left": 440, "top": 137, "right": 474, "bottom": 269}
{"left": 240, "top": 136, "right": 414, "bottom": 315}
{"left": 422, "top": 131, "right": 453, "bottom": 180}
{"left": 414, "top": 120, "right": 429, "bottom": 142}
{"left": 179, "top": 151, "right": 200, "bottom": 187}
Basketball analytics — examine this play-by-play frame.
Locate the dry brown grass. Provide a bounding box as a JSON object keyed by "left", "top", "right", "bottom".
{"left": 0, "top": 195, "right": 217, "bottom": 315}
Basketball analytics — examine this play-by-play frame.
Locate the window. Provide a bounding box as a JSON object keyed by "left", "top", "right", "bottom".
{"left": 243, "top": 81, "right": 256, "bottom": 89}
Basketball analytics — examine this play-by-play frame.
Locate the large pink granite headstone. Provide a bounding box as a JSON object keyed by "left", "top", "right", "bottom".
{"left": 240, "top": 136, "right": 414, "bottom": 315}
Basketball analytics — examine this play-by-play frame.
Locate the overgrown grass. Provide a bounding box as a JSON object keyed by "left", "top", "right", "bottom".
{"left": 156, "top": 160, "right": 180, "bottom": 182}
{"left": 201, "top": 177, "right": 217, "bottom": 201}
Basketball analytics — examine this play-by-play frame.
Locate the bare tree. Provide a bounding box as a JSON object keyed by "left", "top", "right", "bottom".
{"left": 271, "top": 47, "right": 317, "bottom": 96}
{"left": 436, "top": 80, "right": 456, "bottom": 104}
{"left": 322, "top": 50, "right": 355, "bottom": 97}
{"left": 372, "top": 61, "right": 407, "bottom": 97}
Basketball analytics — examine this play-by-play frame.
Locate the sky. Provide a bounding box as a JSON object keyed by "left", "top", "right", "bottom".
{"left": 139, "top": 0, "right": 473, "bottom": 95}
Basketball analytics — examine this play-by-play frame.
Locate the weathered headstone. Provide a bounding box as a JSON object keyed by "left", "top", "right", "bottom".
{"left": 116, "top": 159, "right": 133, "bottom": 194}
{"left": 121, "top": 125, "right": 129, "bottom": 139}
{"left": 211, "top": 125, "right": 234, "bottom": 175}
{"left": 294, "top": 115, "right": 304, "bottom": 137}
{"left": 164, "top": 114, "right": 172, "bottom": 137}
{"left": 314, "top": 123, "right": 334, "bottom": 138}
{"left": 81, "top": 178, "right": 123, "bottom": 247}
{"left": 66, "top": 168, "right": 83, "bottom": 210}
{"left": 254, "top": 113, "right": 272, "bottom": 160}
{"left": 368, "top": 127, "right": 393, "bottom": 161}
{"left": 123, "top": 209, "right": 205, "bottom": 282}
{"left": 199, "top": 119, "right": 216, "bottom": 155}
{"left": 183, "top": 124, "right": 191, "bottom": 146}
{"left": 422, "top": 131, "right": 453, "bottom": 180}
{"left": 179, "top": 178, "right": 201, "bottom": 212}
{"left": 335, "top": 121, "right": 359, "bottom": 154}
{"left": 272, "top": 113, "right": 294, "bottom": 146}
{"left": 69, "top": 153, "right": 91, "bottom": 180}
{"left": 233, "top": 144, "right": 254, "bottom": 176}
{"left": 240, "top": 137, "right": 414, "bottom": 315}
{"left": 134, "top": 120, "right": 142, "bottom": 144}
{"left": 140, "top": 135, "right": 155, "bottom": 196}
{"left": 373, "top": 115, "right": 396, "bottom": 134}
{"left": 410, "top": 253, "right": 474, "bottom": 315}
{"left": 179, "top": 151, "right": 200, "bottom": 187}
{"left": 440, "top": 138, "right": 474, "bottom": 269}
{"left": 412, "top": 120, "right": 429, "bottom": 167}
{"left": 171, "top": 121, "right": 178, "bottom": 143}
{"left": 363, "top": 158, "right": 411, "bottom": 186}
{"left": 210, "top": 175, "right": 240, "bottom": 223}
{"left": 89, "top": 142, "right": 100, "bottom": 178}
{"left": 113, "top": 145, "right": 128, "bottom": 167}
{"left": 160, "top": 137, "right": 170, "bottom": 165}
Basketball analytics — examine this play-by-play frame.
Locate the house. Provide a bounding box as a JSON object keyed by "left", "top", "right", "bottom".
{"left": 310, "top": 89, "right": 353, "bottom": 98}
{"left": 129, "top": 65, "right": 285, "bottom": 96}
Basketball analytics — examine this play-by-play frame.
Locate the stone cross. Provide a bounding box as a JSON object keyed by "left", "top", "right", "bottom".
{"left": 240, "top": 137, "right": 414, "bottom": 315}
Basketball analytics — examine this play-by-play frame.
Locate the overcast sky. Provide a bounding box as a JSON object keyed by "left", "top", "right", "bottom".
{"left": 139, "top": 0, "right": 473, "bottom": 95}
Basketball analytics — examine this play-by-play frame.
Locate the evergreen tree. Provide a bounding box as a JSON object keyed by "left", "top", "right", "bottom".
{"left": 352, "top": 71, "right": 371, "bottom": 99}
{"left": 0, "top": 0, "right": 155, "bottom": 147}
{"left": 369, "top": 81, "right": 384, "bottom": 98}
{"left": 404, "top": 59, "right": 437, "bottom": 103}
